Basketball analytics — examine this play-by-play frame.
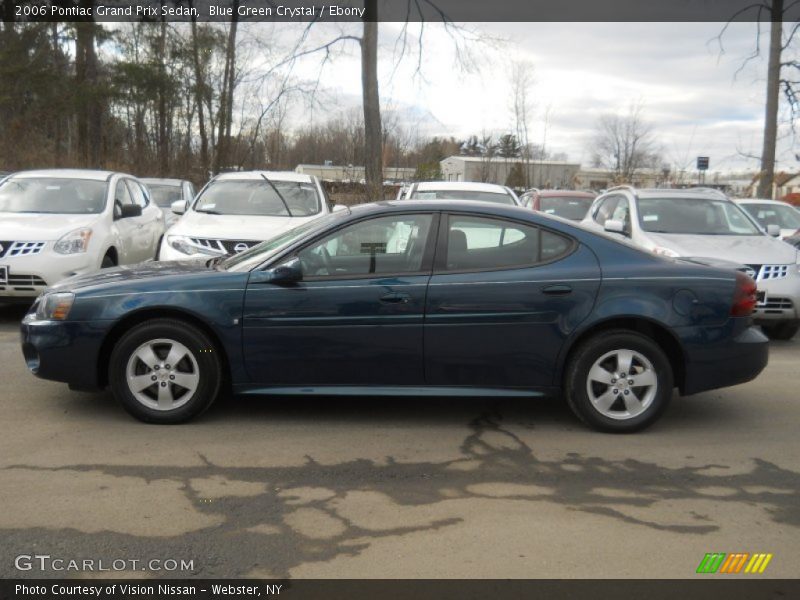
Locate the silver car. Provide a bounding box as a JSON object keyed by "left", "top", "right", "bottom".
{"left": 581, "top": 186, "right": 800, "bottom": 340}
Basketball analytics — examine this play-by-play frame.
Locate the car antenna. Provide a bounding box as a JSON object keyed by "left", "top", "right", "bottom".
{"left": 260, "top": 173, "right": 293, "bottom": 217}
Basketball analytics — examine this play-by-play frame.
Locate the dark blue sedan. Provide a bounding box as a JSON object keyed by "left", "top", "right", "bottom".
{"left": 20, "top": 200, "right": 768, "bottom": 432}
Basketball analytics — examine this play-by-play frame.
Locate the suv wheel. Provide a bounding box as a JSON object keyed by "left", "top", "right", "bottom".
{"left": 565, "top": 330, "right": 673, "bottom": 433}
{"left": 109, "top": 319, "right": 222, "bottom": 423}
{"left": 761, "top": 322, "right": 799, "bottom": 341}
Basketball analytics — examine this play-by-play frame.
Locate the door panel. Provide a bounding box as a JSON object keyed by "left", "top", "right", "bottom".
{"left": 242, "top": 213, "right": 437, "bottom": 386}
{"left": 425, "top": 215, "right": 601, "bottom": 388}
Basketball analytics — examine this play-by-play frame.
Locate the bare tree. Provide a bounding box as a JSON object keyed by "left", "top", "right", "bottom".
{"left": 716, "top": 0, "right": 798, "bottom": 198}
{"left": 509, "top": 60, "right": 535, "bottom": 188}
{"left": 591, "top": 103, "right": 660, "bottom": 183}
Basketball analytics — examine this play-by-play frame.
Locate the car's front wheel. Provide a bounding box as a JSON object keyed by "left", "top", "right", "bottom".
{"left": 109, "top": 319, "right": 222, "bottom": 423}
{"left": 564, "top": 330, "right": 673, "bottom": 433}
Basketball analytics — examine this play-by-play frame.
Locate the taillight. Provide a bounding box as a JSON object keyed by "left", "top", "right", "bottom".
{"left": 731, "top": 271, "right": 757, "bottom": 317}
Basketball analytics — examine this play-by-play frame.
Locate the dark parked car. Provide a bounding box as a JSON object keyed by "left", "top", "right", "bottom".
{"left": 20, "top": 200, "right": 768, "bottom": 432}
{"left": 519, "top": 189, "right": 596, "bottom": 221}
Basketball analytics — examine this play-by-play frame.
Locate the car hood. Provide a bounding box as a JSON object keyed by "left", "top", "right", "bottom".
{"left": 646, "top": 232, "right": 798, "bottom": 264}
{"left": 52, "top": 259, "right": 214, "bottom": 293}
{"left": 0, "top": 212, "right": 100, "bottom": 241}
{"left": 169, "top": 211, "right": 320, "bottom": 241}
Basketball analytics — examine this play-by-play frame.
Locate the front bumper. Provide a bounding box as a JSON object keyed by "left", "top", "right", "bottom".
{"left": 20, "top": 313, "right": 112, "bottom": 389}
{"left": 752, "top": 271, "right": 800, "bottom": 323}
{"left": 680, "top": 322, "right": 769, "bottom": 396}
{"left": 1, "top": 248, "right": 97, "bottom": 298}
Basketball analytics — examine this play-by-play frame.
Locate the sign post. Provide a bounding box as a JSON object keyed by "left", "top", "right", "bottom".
{"left": 697, "top": 156, "right": 709, "bottom": 185}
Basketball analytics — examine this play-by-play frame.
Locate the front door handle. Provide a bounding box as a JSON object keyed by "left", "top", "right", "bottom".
{"left": 380, "top": 292, "right": 410, "bottom": 304}
{"left": 542, "top": 284, "right": 572, "bottom": 296}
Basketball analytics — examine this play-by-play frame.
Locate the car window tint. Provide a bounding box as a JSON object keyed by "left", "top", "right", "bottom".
{"left": 445, "top": 216, "right": 551, "bottom": 271}
{"left": 541, "top": 230, "right": 572, "bottom": 261}
{"left": 298, "top": 214, "right": 433, "bottom": 278}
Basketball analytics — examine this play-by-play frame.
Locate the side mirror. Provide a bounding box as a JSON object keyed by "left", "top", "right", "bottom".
{"left": 118, "top": 204, "right": 142, "bottom": 219}
{"left": 171, "top": 200, "right": 187, "bottom": 215}
{"left": 332, "top": 204, "right": 348, "bottom": 213}
{"left": 604, "top": 219, "right": 626, "bottom": 234}
{"left": 268, "top": 257, "right": 303, "bottom": 284}
{"left": 766, "top": 223, "right": 781, "bottom": 237}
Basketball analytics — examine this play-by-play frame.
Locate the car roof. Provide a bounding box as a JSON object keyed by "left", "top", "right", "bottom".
{"left": 630, "top": 188, "right": 731, "bottom": 200}
{"left": 348, "top": 199, "right": 536, "bottom": 217}
{"left": 8, "top": 168, "right": 122, "bottom": 181}
{"left": 414, "top": 181, "right": 511, "bottom": 193}
{"left": 735, "top": 198, "right": 793, "bottom": 206}
{"left": 140, "top": 178, "right": 186, "bottom": 186}
{"left": 213, "top": 170, "right": 313, "bottom": 183}
{"left": 535, "top": 190, "right": 595, "bottom": 198}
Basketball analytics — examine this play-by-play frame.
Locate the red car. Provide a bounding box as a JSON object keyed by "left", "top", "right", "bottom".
{"left": 520, "top": 189, "right": 596, "bottom": 221}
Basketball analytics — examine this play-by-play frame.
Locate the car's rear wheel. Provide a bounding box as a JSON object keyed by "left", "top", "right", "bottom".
{"left": 565, "top": 330, "right": 673, "bottom": 433}
{"left": 109, "top": 319, "right": 221, "bottom": 423}
{"left": 761, "top": 322, "right": 799, "bottom": 341}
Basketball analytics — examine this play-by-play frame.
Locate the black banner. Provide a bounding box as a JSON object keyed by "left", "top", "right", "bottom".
{"left": 3, "top": 0, "right": 800, "bottom": 23}
{"left": 3, "top": 580, "right": 800, "bottom": 600}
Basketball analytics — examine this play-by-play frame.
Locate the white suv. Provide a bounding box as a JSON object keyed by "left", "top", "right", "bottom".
{"left": 581, "top": 186, "right": 800, "bottom": 340}
{"left": 0, "top": 169, "right": 165, "bottom": 300}
{"left": 159, "top": 171, "right": 336, "bottom": 260}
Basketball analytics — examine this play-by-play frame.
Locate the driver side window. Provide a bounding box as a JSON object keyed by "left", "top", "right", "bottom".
{"left": 297, "top": 214, "right": 434, "bottom": 279}
{"left": 113, "top": 179, "right": 134, "bottom": 218}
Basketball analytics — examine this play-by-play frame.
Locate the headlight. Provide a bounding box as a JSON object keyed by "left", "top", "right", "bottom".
{"left": 54, "top": 228, "right": 92, "bottom": 254}
{"left": 35, "top": 292, "right": 75, "bottom": 321}
{"left": 167, "top": 235, "right": 225, "bottom": 257}
{"left": 652, "top": 246, "right": 680, "bottom": 258}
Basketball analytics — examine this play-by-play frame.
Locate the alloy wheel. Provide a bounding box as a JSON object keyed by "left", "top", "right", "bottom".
{"left": 585, "top": 348, "right": 658, "bottom": 420}
{"left": 125, "top": 338, "right": 200, "bottom": 411}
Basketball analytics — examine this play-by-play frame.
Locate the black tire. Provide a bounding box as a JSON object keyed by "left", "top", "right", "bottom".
{"left": 109, "top": 319, "right": 222, "bottom": 424}
{"left": 761, "top": 322, "right": 799, "bottom": 341}
{"left": 101, "top": 253, "right": 116, "bottom": 268}
{"left": 564, "top": 330, "right": 674, "bottom": 433}
{"left": 155, "top": 236, "right": 163, "bottom": 261}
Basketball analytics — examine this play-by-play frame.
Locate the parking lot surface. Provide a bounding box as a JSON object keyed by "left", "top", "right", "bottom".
{"left": 1, "top": 303, "right": 798, "bottom": 579}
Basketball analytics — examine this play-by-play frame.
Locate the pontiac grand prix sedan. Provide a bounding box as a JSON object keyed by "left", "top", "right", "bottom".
{"left": 20, "top": 200, "right": 768, "bottom": 432}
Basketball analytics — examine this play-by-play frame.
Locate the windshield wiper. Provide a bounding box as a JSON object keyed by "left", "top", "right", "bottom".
{"left": 260, "top": 174, "right": 293, "bottom": 217}
{"left": 195, "top": 208, "right": 222, "bottom": 215}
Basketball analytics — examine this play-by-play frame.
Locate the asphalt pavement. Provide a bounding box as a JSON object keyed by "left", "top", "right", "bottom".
{"left": 1, "top": 303, "right": 797, "bottom": 579}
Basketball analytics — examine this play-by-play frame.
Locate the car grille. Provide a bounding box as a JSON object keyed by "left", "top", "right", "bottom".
{"left": 754, "top": 297, "right": 794, "bottom": 315}
{"left": 189, "top": 238, "right": 260, "bottom": 255}
{"left": 0, "top": 274, "right": 47, "bottom": 292}
{"left": 0, "top": 241, "right": 46, "bottom": 258}
{"left": 747, "top": 264, "right": 790, "bottom": 281}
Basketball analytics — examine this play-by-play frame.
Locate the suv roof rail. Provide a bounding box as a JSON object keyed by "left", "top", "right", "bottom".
{"left": 688, "top": 186, "right": 728, "bottom": 198}
{"left": 605, "top": 184, "right": 637, "bottom": 193}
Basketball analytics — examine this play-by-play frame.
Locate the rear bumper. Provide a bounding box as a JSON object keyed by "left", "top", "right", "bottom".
{"left": 680, "top": 323, "right": 769, "bottom": 395}
{"left": 20, "top": 315, "right": 111, "bottom": 389}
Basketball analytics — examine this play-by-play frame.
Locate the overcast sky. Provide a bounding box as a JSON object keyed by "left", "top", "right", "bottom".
{"left": 277, "top": 21, "right": 797, "bottom": 175}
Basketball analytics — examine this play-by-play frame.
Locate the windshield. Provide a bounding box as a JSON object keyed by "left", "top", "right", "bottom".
{"left": 221, "top": 213, "right": 340, "bottom": 272}
{"left": 145, "top": 183, "right": 183, "bottom": 208}
{"left": 410, "top": 189, "right": 516, "bottom": 205}
{"left": 194, "top": 179, "right": 321, "bottom": 217}
{"left": 636, "top": 197, "right": 761, "bottom": 235}
{"left": 0, "top": 177, "right": 107, "bottom": 214}
{"left": 539, "top": 196, "right": 593, "bottom": 221}
{"left": 740, "top": 202, "right": 800, "bottom": 230}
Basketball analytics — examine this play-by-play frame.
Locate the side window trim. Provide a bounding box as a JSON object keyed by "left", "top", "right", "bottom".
{"left": 433, "top": 212, "right": 577, "bottom": 275}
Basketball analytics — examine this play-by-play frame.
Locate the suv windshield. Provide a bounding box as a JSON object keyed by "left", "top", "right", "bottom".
{"left": 410, "top": 189, "right": 516, "bottom": 205}
{"left": 145, "top": 183, "right": 183, "bottom": 208}
{"left": 0, "top": 177, "right": 107, "bottom": 214}
{"left": 194, "top": 179, "right": 320, "bottom": 217}
{"left": 636, "top": 197, "right": 761, "bottom": 235}
{"left": 741, "top": 202, "right": 800, "bottom": 230}
{"left": 540, "top": 196, "right": 593, "bottom": 221}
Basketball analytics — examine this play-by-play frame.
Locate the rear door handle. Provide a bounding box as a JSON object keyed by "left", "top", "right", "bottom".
{"left": 542, "top": 284, "right": 572, "bottom": 296}
{"left": 380, "top": 292, "right": 410, "bottom": 304}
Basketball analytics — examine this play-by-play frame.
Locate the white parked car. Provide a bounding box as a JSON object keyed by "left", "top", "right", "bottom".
{"left": 404, "top": 181, "right": 520, "bottom": 205}
{"left": 581, "top": 186, "right": 800, "bottom": 340}
{"left": 735, "top": 198, "right": 800, "bottom": 240}
{"left": 0, "top": 169, "right": 165, "bottom": 300}
{"left": 159, "top": 171, "right": 338, "bottom": 260}
{"left": 140, "top": 178, "right": 196, "bottom": 230}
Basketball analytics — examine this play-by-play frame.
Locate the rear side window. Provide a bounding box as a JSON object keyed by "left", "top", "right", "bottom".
{"left": 442, "top": 215, "right": 573, "bottom": 272}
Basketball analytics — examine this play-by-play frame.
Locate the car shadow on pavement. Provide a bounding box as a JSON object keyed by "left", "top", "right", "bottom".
{"left": 2, "top": 405, "right": 798, "bottom": 578}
